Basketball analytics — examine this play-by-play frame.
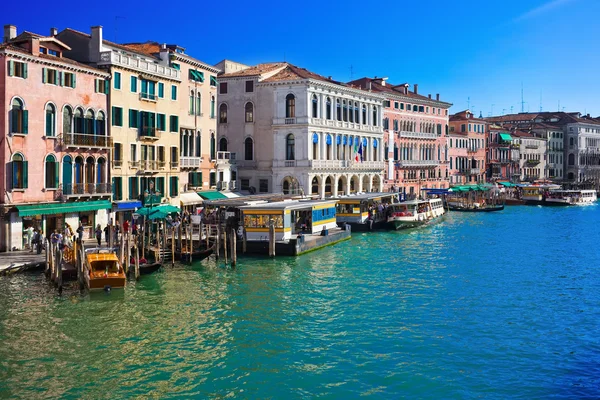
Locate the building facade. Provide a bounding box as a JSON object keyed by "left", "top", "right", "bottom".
{"left": 512, "top": 130, "right": 547, "bottom": 182}
{"left": 448, "top": 110, "right": 488, "bottom": 185}
{"left": 347, "top": 78, "right": 451, "bottom": 197}
{"left": 216, "top": 62, "right": 386, "bottom": 198}
{"left": 58, "top": 26, "right": 184, "bottom": 222}
{"left": 1, "top": 25, "right": 111, "bottom": 251}
{"left": 487, "top": 125, "right": 520, "bottom": 182}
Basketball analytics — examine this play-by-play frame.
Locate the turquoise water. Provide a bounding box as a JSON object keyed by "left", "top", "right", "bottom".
{"left": 1, "top": 205, "right": 600, "bottom": 399}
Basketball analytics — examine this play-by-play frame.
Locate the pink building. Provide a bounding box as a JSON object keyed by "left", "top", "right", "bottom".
{"left": 0, "top": 25, "right": 111, "bottom": 251}
{"left": 448, "top": 110, "right": 488, "bottom": 185}
{"left": 348, "top": 77, "right": 452, "bottom": 198}
{"left": 487, "top": 125, "right": 520, "bottom": 182}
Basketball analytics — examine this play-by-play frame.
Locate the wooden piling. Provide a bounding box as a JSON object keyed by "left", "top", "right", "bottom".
{"left": 224, "top": 227, "right": 228, "bottom": 264}
{"left": 171, "top": 227, "right": 175, "bottom": 267}
{"left": 78, "top": 244, "right": 85, "bottom": 291}
{"left": 269, "top": 220, "right": 276, "bottom": 258}
{"left": 231, "top": 228, "right": 237, "bottom": 267}
{"left": 134, "top": 241, "right": 140, "bottom": 280}
{"left": 124, "top": 234, "right": 130, "bottom": 276}
{"left": 216, "top": 224, "right": 220, "bottom": 259}
{"left": 242, "top": 227, "right": 247, "bottom": 254}
{"left": 45, "top": 238, "right": 50, "bottom": 276}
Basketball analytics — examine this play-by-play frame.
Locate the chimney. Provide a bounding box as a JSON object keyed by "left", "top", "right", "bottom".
{"left": 50, "top": 27, "right": 57, "bottom": 37}
{"left": 413, "top": 84, "right": 418, "bottom": 94}
{"left": 90, "top": 26, "right": 103, "bottom": 62}
{"left": 436, "top": 93, "right": 440, "bottom": 101}
{"left": 428, "top": 94, "right": 431, "bottom": 99}
{"left": 368, "top": 81, "right": 372, "bottom": 90}
{"left": 3, "top": 24, "right": 16, "bottom": 43}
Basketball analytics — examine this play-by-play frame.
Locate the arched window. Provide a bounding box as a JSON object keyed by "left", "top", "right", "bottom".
{"left": 286, "top": 134, "right": 295, "bottom": 160}
{"left": 189, "top": 90, "right": 195, "bottom": 115}
{"left": 311, "top": 177, "right": 319, "bottom": 194}
{"left": 210, "top": 96, "right": 216, "bottom": 118}
{"left": 326, "top": 97, "right": 332, "bottom": 120}
{"left": 196, "top": 93, "right": 201, "bottom": 116}
{"left": 325, "top": 176, "right": 332, "bottom": 195}
{"left": 219, "top": 137, "right": 228, "bottom": 152}
{"left": 210, "top": 133, "right": 216, "bottom": 160}
{"left": 568, "top": 153, "right": 575, "bottom": 165}
{"left": 244, "top": 137, "right": 254, "bottom": 160}
{"left": 372, "top": 107, "right": 378, "bottom": 126}
{"left": 342, "top": 100, "right": 348, "bottom": 122}
{"left": 283, "top": 180, "right": 290, "bottom": 194}
{"left": 312, "top": 95, "right": 318, "bottom": 118}
{"left": 569, "top": 137, "right": 574, "bottom": 147}
{"left": 96, "top": 111, "right": 106, "bottom": 135}
{"left": 245, "top": 102, "right": 254, "bottom": 123}
{"left": 97, "top": 157, "right": 106, "bottom": 186}
{"left": 45, "top": 154, "right": 59, "bottom": 189}
{"left": 336, "top": 99, "right": 341, "bottom": 121}
{"left": 196, "top": 131, "right": 201, "bottom": 157}
{"left": 362, "top": 105, "right": 367, "bottom": 124}
{"left": 63, "top": 106, "right": 73, "bottom": 134}
{"left": 85, "top": 157, "right": 95, "bottom": 187}
{"left": 219, "top": 103, "right": 227, "bottom": 123}
{"left": 74, "top": 107, "right": 84, "bottom": 133}
{"left": 10, "top": 98, "right": 27, "bottom": 134}
{"left": 354, "top": 102, "right": 359, "bottom": 123}
{"left": 85, "top": 109, "right": 95, "bottom": 134}
{"left": 11, "top": 153, "right": 27, "bottom": 189}
{"left": 286, "top": 94, "right": 295, "bottom": 118}
{"left": 45, "top": 104, "right": 56, "bottom": 136}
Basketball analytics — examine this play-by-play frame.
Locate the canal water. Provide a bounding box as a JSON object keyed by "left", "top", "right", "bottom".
{"left": 1, "top": 205, "right": 600, "bottom": 399}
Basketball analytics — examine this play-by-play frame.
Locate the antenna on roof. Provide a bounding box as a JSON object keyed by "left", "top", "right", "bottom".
{"left": 520, "top": 82, "right": 525, "bottom": 113}
{"left": 510, "top": 106, "right": 514, "bottom": 114}
{"left": 502, "top": 108, "right": 506, "bottom": 115}
{"left": 539, "top": 90, "right": 542, "bottom": 112}
{"left": 467, "top": 97, "right": 470, "bottom": 110}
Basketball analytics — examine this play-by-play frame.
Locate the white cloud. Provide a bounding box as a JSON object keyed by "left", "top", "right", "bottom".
{"left": 513, "top": 0, "right": 578, "bottom": 22}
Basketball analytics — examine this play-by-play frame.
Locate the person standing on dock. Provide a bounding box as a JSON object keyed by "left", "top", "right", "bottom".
{"left": 77, "top": 222, "right": 84, "bottom": 244}
{"left": 95, "top": 225, "right": 102, "bottom": 247}
{"left": 24, "top": 226, "right": 34, "bottom": 252}
{"left": 35, "top": 230, "right": 43, "bottom": 254}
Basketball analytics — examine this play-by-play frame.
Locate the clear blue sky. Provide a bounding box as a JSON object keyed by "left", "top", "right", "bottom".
{"left": 5, "top": 0, "right": 600, "bottom": 116}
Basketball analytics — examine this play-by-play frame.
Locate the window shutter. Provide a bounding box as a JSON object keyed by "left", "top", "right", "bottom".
{"left": 8, "top": 61, "right": 14, "bottom": 76}
{"left": 130, "top": 76, "right": 137, "bottom": 93}
{"left": 22, "top": 63, "right": 27, "bottom": 79}
{"left": 22, "top": 110, "right": 28, "bottom": 134}
{"left": 42, "top": 68, "right": 47, "bottom": 83}
{"left": 23, "top": 161, "right": 28, "bottom": 189}
{"left": 112, "top": 178, "right": 117, "bottom": 199}
{"left": 54, "top": 161, "right": 59, "bottom": 187}
{"left": 104, "top": 79, "right": 109, "bottom": 94}
{"left": 59, "top": 71, "right": 64, "bottom": 86}
{"left": 71, "top": 73, "right": 75, "bottom": 88}
{"left": 9, "top": 162, "right": 15, "bottom": 190}
{"left": 158, "top": 82, "right": 164, "bottom": 98}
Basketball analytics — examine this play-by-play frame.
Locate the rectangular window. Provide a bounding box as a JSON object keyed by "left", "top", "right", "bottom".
{"left": 130, "top": 76, "right": 138, "bottom": 93}
{"left": 246, "top": 80, "right": 254, "bottom": 92}
{"left": 157, "top": 114, "right": 166, "bottom": 131}
{"left": 43, "top": 68, "right": 59, "bottom": 85}
{"left": 259, "top": 179, "right": 268, "bottom": 193}
{"left": 112, "top": 177, "right": 123, "bottom": 201}
{"left": 170, "top": 176, "right": 179, "bottom": 197}
{"left": 169, "top": 115, "right": 179, "bottom": 132}
{"left": 63, "top": 72, "right": 76, "bottom": 88}
{"left": 241, "top": 179, "right": 250, "bottom": 191}
{"left": 394, "top": 102, "right": 399, "bottom": 109}
{"left": 129, "top": 109, "right": 139, "bottom": 128}
{"left": 171, "top": 147, "right": 178, "bottom": 165}
{"left": 219, "top": 82, "right": 228, "bottom": 94}
{"left": 158, "top": 82, "right": 164, "bottom": 98}
{"left": 129, "top": 177, "right": 139, "bottom": 200}
{"left": 130, "top": 144, "right": 137, "bottom": 162}
{"left": 400, "top": 103, "right": 404, "bottom": 110}
{"left": 94, "top": 78, "right": 108, "bottom": 93}
{"left": 384, "top": 100, "right": 391, "bottom": 107}
{"left": 171, "top": 85, "right": 177, "bottom": 100}
{"left": 114, "top": 143, "right": 122, "bottom": 162}
{"left": 188, "top": 172, "right": 202, "bottom": 187}
{"left": 210, "top": 75, "right": 218, "bottom": 87}
{"left": 189, "top": 70, "right": 205, "bottom": 82}
{"left": 7, "top": 61, "right": 28, "bottom": 78}
{"left": 140, "top": 79, "right": 156, "bottom": 100}
{"left": 158, "top": 146, "right": 165, "bottom": 162}
{"left": 461, "top": 124, "right": 466, "bottom": 133}
{"left": 209, "top": 172, "right": 216, "bottom": 188}
{"left": 114, "top": 71, "right": 121, "bottom": 89}
{"left": 112, "top": 107, "right": 123, "bottom": 126}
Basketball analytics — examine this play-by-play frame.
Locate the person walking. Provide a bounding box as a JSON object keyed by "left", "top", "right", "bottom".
{"left": 24, "top": 226, "right": 34, "bottom": 252}
{"left": 76, "top": 222, "right": 84, "bottom": 244}
{"left": 104, "top": 225, "right": 110, "bottom": 246}
{"left": 35, "top": 230, "right": 43, "bottom": 254}
{"left": 95, "top": 225, "right": 102, "bottom": 246}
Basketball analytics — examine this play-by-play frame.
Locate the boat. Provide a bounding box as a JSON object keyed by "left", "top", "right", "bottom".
{"left": 505, "top": 198, "right": 526, "bottom": 206}
{"left": 335, "top": 192, "right": 399, "bottom": 231}
{"left": 545, "top": 189, "right": 597, "bottom": 206}
{"left": 174, "top": 245, "right": 214, "bottom": 263}
{"left": 84, "top": 248, "right": 126, "bottom": 291}
{"left": 448, "top": 203, "right": 505, "bottom": 212}
{"left": 446, "top": 185, "right": 505, "bottom": 212}
{"left": 521, "top": 184, "right": 560, "bottom": 205}
{"left": 387, "top": 198, "right": 445, "bottom": 230}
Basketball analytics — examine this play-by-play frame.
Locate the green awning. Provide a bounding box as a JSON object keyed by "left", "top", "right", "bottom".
{"left": 198, "top": 191, "right": 227, "bottom": 200}
{"left": 17, "top": 200, "right": 112, "bottom": 217}
{"left": 210, "top": 75, "right": 217, "bottom": 86}
{"left": 498, "top": 181, "right": 516, "bottom": 187}
{"left": 499, "top": 133, "right": 513, "bottom": 142}
{"left": 136, "top": 204, "right": 180, "bottom": 220}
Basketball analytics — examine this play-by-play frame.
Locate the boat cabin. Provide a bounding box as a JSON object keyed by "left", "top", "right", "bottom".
{"left": 239, "top": 199, "right": 339, "bottom": 241}
{"left": 335, "top": 193, "right": 399, "bottom": 225}
{"left": 521, "top": 184, "right": 560, "bottom": 202}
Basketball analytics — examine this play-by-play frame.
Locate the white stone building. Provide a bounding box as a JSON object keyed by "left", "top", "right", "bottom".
{"left": 512, "top": 130, "right": 547, "bottom": 182}
{"left": 215, "top": 62, "right": 386, "bottom": 198}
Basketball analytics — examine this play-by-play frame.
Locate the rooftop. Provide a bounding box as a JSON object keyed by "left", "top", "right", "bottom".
{"left": 347, "top": 77, "right": 451, "bottom": 106}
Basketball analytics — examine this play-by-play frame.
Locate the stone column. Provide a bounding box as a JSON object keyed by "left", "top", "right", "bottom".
{"left": 333, "top": 175, "right": 339, "bottom": 197}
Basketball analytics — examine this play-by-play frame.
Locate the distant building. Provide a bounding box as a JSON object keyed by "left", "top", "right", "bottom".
{"left": 448, "top": 110, "right": 488, "bottom": 185}
{"left": 487, "top": 125, "right": 520, "bottom": 182}
{"left": 215, "top": 62, "right": 386, "bottom": 198}
{"left": 511, "top": 130, "right": 546, "bottom": 182}
{"left": 347, "top": 77, "right": 451, "bottom": 197}
{"left": 1, "top": 25, "right": 111, "bottom": 251}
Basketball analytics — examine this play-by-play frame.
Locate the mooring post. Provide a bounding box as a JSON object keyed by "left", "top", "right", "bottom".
{"left": 171, "top": 227, "right": 175, "bottom": 267}
{"left": 124, "top": 234, "right": 130, "bottom": 276}
{"left": 269, "top": 219, "right": 276, "bottom": 258}
{"left": 231, "top": 228, "right": 237, "bottom": 267}
{"left": 224, "top": 226, "right": 228, "bottom": 264}
{"left": 45, "top": 238, "right": 50, "bottom": 276}
{"left": 216, "top": 224, "right": 221, "bottom": 259}
{"left": 134, "top": 242, "right": 140, "bottom": 280}
{"left": 243, "top": 227, "right": 247, "bottom": 254}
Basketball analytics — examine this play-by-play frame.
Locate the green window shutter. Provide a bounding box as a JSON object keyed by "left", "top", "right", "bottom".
{"left": 9, "top": 162, "right": 15, "bottom": 189}
{"left": 112, "top": 177, "right": 117, "bottom": 199}
{"left": 158, "top": 82, "right": 164, "bottom": 98}
{"left": 174, "top": 116, "right": 179, "bottom": 132}
{"left": 171, "top": 85, "right": 177, "bottom": 100}
{"left": 104, "top": 79, "right": 109, "bottom": 94}
{"left": 23, "top": 161, "right": 28, "bottom": 189}
{"left": 130, "top": 76, "right": 137, "bottom": 92}
{"left": 59, "top": 71, "right": 64, "bottom": 86}
{"left": 210, "top": 75, "right": 217, "bottom": 86}
{"left": 114, "top": 72, "right": 121, "bottom": 89}
{"left": 188, "top": 70, "right": 195, "bottom": 81}
{"left": 22, "top": 110, "right": 28, "bottom": 134}
{"left": 8, "top": 61, "right": 14, "bottom": 76}
{"left": 54, "top": 162, "right": 59, "bottom": 188}
{"left": 199, "top": 172, "right": 203, "bottom": 185}
{"left": 23, "top": 63, "right": 27, "bottom": 79}
{"left": 198, "top": 71, "right": 205, "bottom": 82}
{"left": 42, "top": 68, "right": 47, "bottom": 83}
{"left": 71, "top": 73, "right": 75, "bottom": 87}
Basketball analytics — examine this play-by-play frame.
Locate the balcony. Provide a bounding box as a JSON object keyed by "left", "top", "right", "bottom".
{"left": 62, "top": 183, "right": 112, "bottom": 197}
{"left": 62, "top": 133, "right": 112, "bottom": 149}
{"left": 139, "top": 92, "right": 158, "bottom": 102}
{"left": 526, "top": 160, "right": 541, "bottom": 166}
{"left": 398, "top": 131, "right": 438, "bottom": 140}
{"left": 98, "top": 51, "right": 180, "bottom": 80}
{"left": 525, "top": 144, "right": 539, "bottom": 149}
{"left": 140, "top": 127, "right": 160, "bottom": 140}
{"left": 158, "top": 161, "right": 166, "bottom": 170}
{"left": 308, "top": 118, "right": 383, "bottom": 133}
{"left": 139, "top": 160, "right": 158, "bottom": 171}
{"left": 229, "top": 180, "right": 236, "bottom": 190}
{"left": 395, "top": 160, "right": 440, "bottom": 168}
{"left": 216, "top": 181, "right": 228, "bottom": 190}
{"left": 129, "top": 161, "right": 139, "bottom": 169}
{"left": 180, "top": 156, "right": 202, "bottom": 168}
{"left": 470, "top": 168, "right": 481, "bottom": 175}
{"left": 467, "top": 147, "right": 479, "bottom": 153}
{"left": 216, "top": 152, "right": 237, "bottom": 165}
{"left": 112, "top": 160, "right": 123, "bottom": 168}
{"left": 171, "top": 162, "right": 179, "bottom": 169}
{"left": 309, "top": 160, "right": 385, "bottom": 170}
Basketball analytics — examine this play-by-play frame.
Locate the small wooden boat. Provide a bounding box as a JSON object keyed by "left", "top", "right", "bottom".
{"left": 448, "top": 204, "right": 505, "bottom": 212}
{"left": 85, "top": 249, "right": 126, "bottom": 290}
{"left": 175, "top": 246, "right": 214, "bottom": 263}
{"left": 139, "top": 261, "right": 162, "bottom": 275}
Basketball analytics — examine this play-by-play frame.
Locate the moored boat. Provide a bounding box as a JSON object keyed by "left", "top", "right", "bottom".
{"left": 335, "top": 192, "right": 399, "bottom": 231}
{"left": 84, "top": 248, "right": 126, "bottom": 291}
{"left": 545, "top": 189, "right": 597, "bottom": 206}
{"left": 387, "top": 198, "right": 445, "bottom": 230}
{"left": 175, "top": 246, "right": 214, "bottom": 263}
{"left": 447, "top": 184, "right": 505, "bottom": 212}
{"left": 521, "top": 184, "right": 560, "bottom": 205}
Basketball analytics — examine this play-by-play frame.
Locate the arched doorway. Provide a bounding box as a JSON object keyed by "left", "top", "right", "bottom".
{"left": 350, "top": 175, "right": 359, "bottom": 193}
{"left": 325, "top": 176, "right": 333, "bottom": 196}
{"left": 75, "top": 156, "right": 84, "bottom": 193}
{"left": 311, "top": 176, "right": 320, "bottom": 195}
{"left": 362, "top": 175, "right": 371, "bottom": 192}
{"left": 337, "top": 176, "right": 347, "bottom": 194}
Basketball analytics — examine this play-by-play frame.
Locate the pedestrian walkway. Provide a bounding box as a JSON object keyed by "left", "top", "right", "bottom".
{"left": 0, "top": 250, "right": 45, "bottom": 275}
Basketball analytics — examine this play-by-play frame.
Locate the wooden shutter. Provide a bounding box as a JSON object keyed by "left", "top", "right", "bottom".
{"left": 22, "top": 110, "right": 28, "bottom": 134}
{"left": 60, "top": 71, "right": 65, "bottom": 86}
{"left": 42, "top": 68, "right": 47, "bottom": 83}
{"left": 71, "top": 73, "right": 75, "bottom": 87}
{"left": 9, "top": 162, "right": 15, "bottom": 189}
{"left": 8, "top": 61, "right": 14, "bottom": 76}
{"left": 23, "top": 161, "right": 28, "bottom": 189}
{"left": 104, "top": 79, "right": 109, "bottom": 94}
{"left": 54, "top": 161, "right": 59, "bottom": 188}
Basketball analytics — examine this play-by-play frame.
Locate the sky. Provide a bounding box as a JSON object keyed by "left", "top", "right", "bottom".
{"left": 5, "top": 0, "right": 600, "bottom": 116}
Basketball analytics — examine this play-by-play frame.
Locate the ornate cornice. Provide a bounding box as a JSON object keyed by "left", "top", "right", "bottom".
{"left": 0, "top": 50, "right": 110, "bottom": 78}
